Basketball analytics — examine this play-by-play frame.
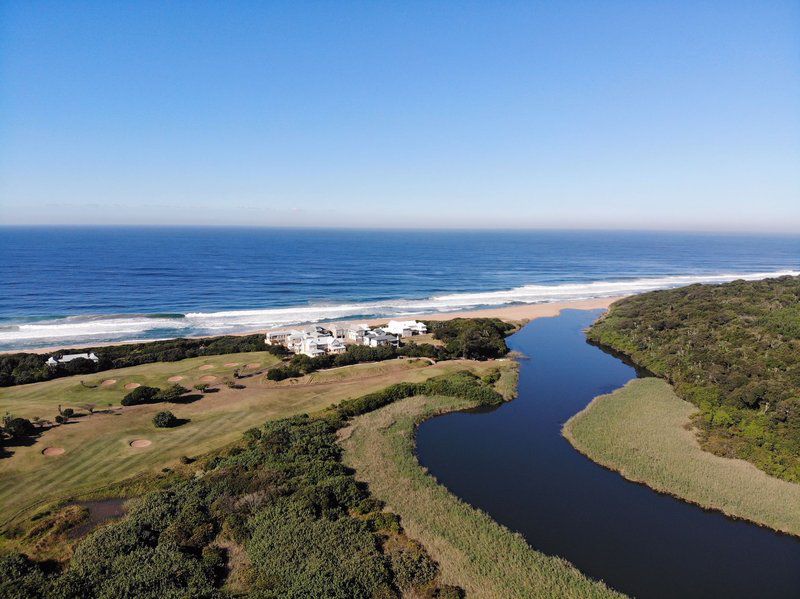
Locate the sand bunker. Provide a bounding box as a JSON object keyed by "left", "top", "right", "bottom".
{"left": 124, "top": 383, "right": 141, "bottom": 390}
{"left": 199, "top": 375, "right": 218, "bottom": 383}
{"left": 224, "top": 362, "right": 240, "bottom": 367}
{"left": 42, "top": 447, "right": 65, "bottom": 456}
{"left": 245, "top": 363, "right": 261, "bottom": 369}
{"left": 129, "top": 439, "right": 152, "bottom": 448}
{"left": 167, "top": 375, "right": 185, "bottom": 382}
{"left": 100, "top": 379, "right": 117, "bottom": 387}
{"left": 199, "top": 365, "right": 215, "bottom": 371}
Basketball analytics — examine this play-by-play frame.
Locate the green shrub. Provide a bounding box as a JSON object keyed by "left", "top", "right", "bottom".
{"left": 153, "top": 411, "right": 178, "bottom": 428}
{"left": 154, "top": 384, "right": 189, "bottom": 402}
{"left": 121, "top": 385, "right": 161, "bottom": 407}
{"left": 389, "top": 541, "right": 438, "bottom": 591}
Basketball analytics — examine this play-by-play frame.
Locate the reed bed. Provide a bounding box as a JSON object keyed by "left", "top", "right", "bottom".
{"left": 563, "top": 378, "right": 800, "bottom": 537}
{"left": 340, "top": 371, "right": 624, "bottom": 599}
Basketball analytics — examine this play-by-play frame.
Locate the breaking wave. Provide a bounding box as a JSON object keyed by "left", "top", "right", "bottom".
{"left": 1, "top": 269, "right": 797, "bottom": 349}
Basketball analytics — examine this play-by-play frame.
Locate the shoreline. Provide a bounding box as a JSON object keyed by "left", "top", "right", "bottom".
{"left": 563, "top": 378, "right": 800, "bottom": 539}
{"left": 3, "top": 296, "right": 623, "bottom": 355}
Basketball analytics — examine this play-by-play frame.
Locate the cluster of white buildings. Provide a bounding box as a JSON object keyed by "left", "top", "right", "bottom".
{"left": 266, "top": 320, "right": 428, "bottom": 358}
{"left": 45, "top": 352, "right": 100, "bottom": 367}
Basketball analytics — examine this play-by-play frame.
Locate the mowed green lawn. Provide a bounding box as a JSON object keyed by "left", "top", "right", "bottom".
{"left": 0, "top": 354, "right": 475, "bottom": 529}
{"left": 563, "top": 378, "right": 800, "bottom": 537}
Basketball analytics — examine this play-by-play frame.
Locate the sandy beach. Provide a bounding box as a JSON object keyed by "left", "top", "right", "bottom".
{"left": 4, "top": 296, "right": 623, "bottom": 355}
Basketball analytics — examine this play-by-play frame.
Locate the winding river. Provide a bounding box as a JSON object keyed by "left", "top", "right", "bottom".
{"left": 416, "top": 310, "right": 800, "bottom": 598}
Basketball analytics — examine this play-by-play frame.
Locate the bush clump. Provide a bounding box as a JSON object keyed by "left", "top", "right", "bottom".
{"left": 121, "top": 385, "right": 161, "bottom": 407}
{"left": 153, "top": 411, "right": 179, "bottom": 428}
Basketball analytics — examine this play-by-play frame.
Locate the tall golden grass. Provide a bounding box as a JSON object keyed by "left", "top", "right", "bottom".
{"left": 563, "top": 378, "right": 800, "bottom": 537}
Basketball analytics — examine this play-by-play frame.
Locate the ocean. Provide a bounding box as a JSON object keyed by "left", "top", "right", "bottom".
{"left": 1, "top": 227, "right": 798, "bottom": 351}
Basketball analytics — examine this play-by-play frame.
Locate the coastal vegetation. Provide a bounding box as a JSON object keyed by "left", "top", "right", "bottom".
{"left": 424, "top": 318, "right": 516, "bottom": 359}
{"left": 563, "top": 378, "right": 800, "bottom": 537}
{"left": 340, "top": 369, "right": 624, "bottom": 598}
{"left": 2, "top": 368, "right": 515, "bottom": 598}
{"left": 588, "top": 275, "right": 800, "bottom": 482}
{"left": 0, "top": 334, "right": 289, "bottom": 387}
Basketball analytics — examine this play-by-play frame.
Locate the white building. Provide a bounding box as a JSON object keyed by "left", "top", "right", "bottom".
{"left": 345, "top": 323, "right": 371, "bottom": 342}
{"left": 385, "top": 320, "right": 427, "bottom": 337}
{"left": 265, "top": 330, "right": 292, "bottom": 345}
{"left": 300, "top": 335, "right": 346, "bottom": 357}
{"left": 363, "top": 330, "right": 400, "bottom": 348}
{"left": 46, "top": 352, "right": 100, "bottom": 367}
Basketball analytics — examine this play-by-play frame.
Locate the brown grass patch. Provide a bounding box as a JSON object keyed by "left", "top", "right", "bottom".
{"left": 42, "top": 447, "right": 65, "bottom": 457}
{"left": 129, "top": 439, "right": 152, "bottom": 448}
{"left": 245, "top": 362, "right": 261, "bottom": 369}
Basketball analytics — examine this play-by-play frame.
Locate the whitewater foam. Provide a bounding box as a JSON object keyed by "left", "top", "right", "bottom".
{"left": 1, "top": 270, "right": 796, "bottom": 348}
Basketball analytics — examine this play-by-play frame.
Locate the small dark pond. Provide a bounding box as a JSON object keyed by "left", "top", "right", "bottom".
{"left": 416, "top": 310, "right": 800, "bottom": 598}
{"left": 67, "top": 498, "right": 127, "bottom": 540}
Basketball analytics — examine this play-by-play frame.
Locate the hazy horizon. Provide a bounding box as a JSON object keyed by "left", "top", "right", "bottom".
{"left": 1, "top": 2, "right": 799, "bottom": 232}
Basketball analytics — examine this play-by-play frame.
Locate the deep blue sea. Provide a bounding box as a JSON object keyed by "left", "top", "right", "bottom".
{"left": 1, "top": 227, "right": 798, "bottom": 350}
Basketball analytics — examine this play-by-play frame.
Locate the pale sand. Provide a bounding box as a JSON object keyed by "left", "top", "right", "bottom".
{"left": 167, "top": 375, "right": 185, "bottom": 382}
{"left": 42, "top": 447, "right": 65, "bottom": 456}
{"left": 100, "top": 379, "right": 117, "bottom": 387}
{"left": 129, "top": 439, "right": 152, "bottom": 448}
{"left": 224, "top": 362, "right": 240, "bottom": 367}
{"left": 123, "top": 382, "right": 141, "bottom": 390}
{"left": 6, "top": 297, "right": 623, "bottom": 355}
{"left": 198, "top": 365, "right": 215, "bottom": 371}
{"left": 364, "top": 297, "right": 619, "bottom": 326}
{"left": 245, "top": 363, "right": 261, "bottom": 369}
{"left": 199, "top": 375, "right": 218, "bottom": 383}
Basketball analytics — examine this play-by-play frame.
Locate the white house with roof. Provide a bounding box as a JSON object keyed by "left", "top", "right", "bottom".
{"left": 345, "top": 323, "right": 371, "bottom": 342}
{"left": 299, "top": 335, "right": 346, "bottom": 357}
{"left": 265, "top": 330, "right": 292, "bottom": 345}
{"left": 363, "top": 329, "right": 400, "bottom": 348}
{"left": 46, "top": 352, "right": 100, "bottom": 367}
{"left": 385, "top": 320, "right": 427, "bottom": 337}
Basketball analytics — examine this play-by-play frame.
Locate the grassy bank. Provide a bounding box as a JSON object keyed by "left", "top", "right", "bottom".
{"left": 340, "top": 366, "right": 624, "bottom": 599}
{"left": 563, "top": 378, "right": 800, "bottom": 537}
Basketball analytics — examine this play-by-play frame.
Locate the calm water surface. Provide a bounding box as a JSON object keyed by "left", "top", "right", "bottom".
{"left": 416, "top": 310, "right": 800, "bottom": 598}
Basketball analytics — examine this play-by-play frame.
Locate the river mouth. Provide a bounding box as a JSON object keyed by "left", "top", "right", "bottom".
{"left": 416, "top": 309, "right": 800, "bottom": 599}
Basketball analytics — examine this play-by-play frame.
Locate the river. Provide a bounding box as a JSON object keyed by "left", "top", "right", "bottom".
{"left": 416, "top": 309, "right": 800, "bottom": 598}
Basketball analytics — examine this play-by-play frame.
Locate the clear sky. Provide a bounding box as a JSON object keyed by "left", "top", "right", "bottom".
{"left": 1, "top": 1, "right": 798, "bottom": 231}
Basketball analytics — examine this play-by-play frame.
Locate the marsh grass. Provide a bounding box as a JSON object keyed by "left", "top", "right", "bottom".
{"left": 563, "top": 378, "right": 800, "bottom": 537}
{"left": 340, "top": 365, "right": 624, "bottom": 599}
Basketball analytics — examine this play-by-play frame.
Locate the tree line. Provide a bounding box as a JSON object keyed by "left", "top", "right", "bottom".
{"left": 588, "top": 275, "right": 800, "bottom": 482}
{"left": 0, "top": 335, "right": 289, "bottom": 387}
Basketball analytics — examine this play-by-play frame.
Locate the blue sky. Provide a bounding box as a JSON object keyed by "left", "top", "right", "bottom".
{"left": 1, "top": 1, "right": 798, "bottom": 231}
